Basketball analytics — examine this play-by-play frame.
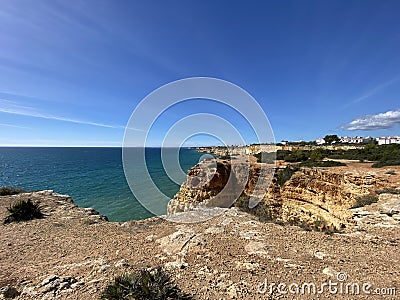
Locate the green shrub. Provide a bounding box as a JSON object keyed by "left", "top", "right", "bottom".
{"left": 376, "top": 188, "right": 400, "bottom": 195}
{"left": 276, "top": 150, "right": 291, "bottom": 160}
{"left": 352, "top": 195, "right": 379, "bottom": 208}
{"left": 101, "top": 267, "right": 191, "bottom": 300}
{"left": 254, "top": 152, "right": 276, "bottom": 163}
{"left": 372, "top": 159, "right": 400, "bottom": 168}
{"left": 325, "top": 144, "right": 400, "bottom": 167}
{"left": 283, "top": 149, "right": 309, "bottom": 162}
{"left": 300, "top": 160, "right": 346, "bottom": 167}
{"left": 3, "top": 199, "right": 43, "bottom": 224}
{"left": 0, "top": 186, "right": 26, "bottom": 196}
{"left": 275, "top": 166, "right": 300, "bottom": 187}
{"left": 309, "top": 148, "right": 324, "bottom": 161}
{"left": 323, "top": 134, "right": 340, "bottom": 145}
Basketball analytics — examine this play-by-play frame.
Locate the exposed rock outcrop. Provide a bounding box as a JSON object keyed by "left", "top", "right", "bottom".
{"left": 1, "top": 188, "right": 399, "bottom": 299}
{"left": 279, "top": 168, "right": 388, "bottom": 231}
{"left": 352, "top": 193, "right": 400, "bottom": 229}
{"left": 168, "top": 158, "right": 389, "bottom": 231}
{"left": 168, "top": 159, "right": 250, "bottom": 215}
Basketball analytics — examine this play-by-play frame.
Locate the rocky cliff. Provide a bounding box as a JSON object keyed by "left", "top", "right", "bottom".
{"left": 168, "top": 158, "right": 390, "bottom": 231}
{"left": 1, "top": 187, "right": 399, "bottom": 299}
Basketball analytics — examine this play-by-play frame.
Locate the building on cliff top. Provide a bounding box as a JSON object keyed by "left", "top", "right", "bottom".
{"left": 376, "top": 136, "right": 400, "bottom": 145}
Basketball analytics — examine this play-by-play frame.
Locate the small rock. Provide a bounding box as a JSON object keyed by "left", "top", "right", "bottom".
{"left": 204, "top": 226, "right": 224, "bottom": 234}
{"left": 164, "top": 260, "right": 188, "bottom": 270}
{"left": 244, "top": 241, "right": 268, "bottom": 256}
{"left": 145, "top": 234, "right": 156, "bottom": 241}
{"left": 115, "top": 259, "right": 129, "bottom": 268}
{"left": 240, "top": 230, "right": 263, "bottom": 240}
{"left": 284, "top": 263, "right": 304, "bottom": 269}
{"left": 63, "top": 276, "right": 76, "bottom": 284}
{"left": 97, "top": 264, "right": 111, "bottom": 273}
{"left": 156, "top": 230, "right": 196, "bottom": 255}
{"left": 227, "top": 284, "right": 238, "bottom": 298}
{"left": 83, "top": 207, "right": 99, "bottom": 215}
{"left": 235, "top": 261, "right": 259, "bottom": 271}
{"left": 86, "top": 279, "right": 102, "bottom": 285}
{"left": 58, "top": 282, "right": 70, "bottom": 290}
{"left": 70, "top": 281, "right": 85, "bottom": 289}
{"left": 40, "top": 275, "right": 59, "bottom": 287}
{"left": 322, "top": 267, "right": 337, "bottom": 277}
{"left": 99, "top": 214, "right": 109, "bottom": 221}
{"left": 314, "top": 251, "right": 327, "bottom": 259}
{"left": 220, "top": 217, "right": 233, "bottom": 226}
{"left": 275, "top": 257, "right": 290, "bottom": 263}
{"left": 20, "top": 286, "right": 35, "bottom": 296}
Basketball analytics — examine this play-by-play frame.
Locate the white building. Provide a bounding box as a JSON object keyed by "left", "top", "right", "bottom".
{"left": 376, "top": 136, "right": 400, "bottom": 145}
{"left": 315, "top": 138, "right": 325, "bottom": 145}
{"left": 340, "top": 136, "right": 370, "bottom": 144}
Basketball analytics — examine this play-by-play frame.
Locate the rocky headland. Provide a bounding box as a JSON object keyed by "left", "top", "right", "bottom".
{"left": 168, "top": 157, "right": 397, "bottom": 232}
{"left": 1, "top": 161, "right": 399, "bottom": 299}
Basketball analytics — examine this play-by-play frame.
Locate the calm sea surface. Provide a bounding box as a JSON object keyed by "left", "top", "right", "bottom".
{"left": 0, "top": 147, "right": 204, "bottom": 222}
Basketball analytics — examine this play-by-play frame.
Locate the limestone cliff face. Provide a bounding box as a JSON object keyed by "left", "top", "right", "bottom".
{"left": 279, "top": 168, "right": 387, "bottom": 231}
{"left": 168, "top": 159, "right": 249, "bottom": 214}
{"left": 168, "top": 160, "right": 388, "bottom": 231}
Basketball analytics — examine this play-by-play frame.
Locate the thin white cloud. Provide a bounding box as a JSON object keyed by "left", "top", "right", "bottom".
{"left": 0, "top": 99, "right": 142, "bottom": 131}
{"left": 0, "top": 123, "right": 32, "bottom": 130}
{"left": 0, "top": 139, "right": 122, "bottom": 147}
{"left": 342, "top": 76, "right": 400, "bottom": 109}
{"left": 0, "top": 106, "right": 122, "bottom": 129}
{"left": 342, "top": 109, "right": 400, "bottom": 131}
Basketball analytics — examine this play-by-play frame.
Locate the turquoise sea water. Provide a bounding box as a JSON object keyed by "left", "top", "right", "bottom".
{"left": 0, "top": 147, "right": 204, "bottom": 222}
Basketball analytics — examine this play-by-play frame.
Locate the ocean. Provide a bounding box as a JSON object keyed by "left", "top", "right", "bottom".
{"left": 0, "top": 147, "right": 204, "bottom": 222}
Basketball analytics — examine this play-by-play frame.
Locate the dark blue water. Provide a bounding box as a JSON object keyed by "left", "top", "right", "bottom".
{"left": 0, "top": 147, "right": 204, "bottom": 222}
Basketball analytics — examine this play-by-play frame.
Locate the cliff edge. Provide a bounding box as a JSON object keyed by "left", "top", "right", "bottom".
{"left": 1, "top": 167, "right": 399, "bottom": 299}
{"left": 168, "top": 158, "right": 395, "bottom": 232}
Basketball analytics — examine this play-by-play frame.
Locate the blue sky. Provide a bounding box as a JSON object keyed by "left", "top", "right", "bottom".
{"left": 0, "top": 0, "right": 399, "bottom": 146}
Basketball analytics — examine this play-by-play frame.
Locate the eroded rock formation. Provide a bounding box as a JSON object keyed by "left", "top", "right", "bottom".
{"left": 168, "top": 158, "right": 389, "bottom": 231}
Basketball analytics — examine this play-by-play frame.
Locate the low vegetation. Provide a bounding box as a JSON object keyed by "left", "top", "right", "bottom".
{"left": 263, "top": 144, "right": 400, "bottom": 168}
{"left": 256, "top": 149, "right": 346, "bottom": 167}
{"left": 3, "top": 199, "right": 44, "bottom": 224}
{"left": 101, "top": 267, "right": 192, "bottom": 300}
{"left": 372, "top": 159, "right": 400, "bottom": 168}
{"left": 0, "top": 186, "right": 26, "bottom": 196}
{"left": 299, "top": 160, "right": 346, "bottom": 168}
{"left": 275, "top": 165, "right": 300, "bottom": 187}
{"left": 254, "top": 152, "right": 275, "bottom": 164}
{"left": 352, "top": 195, "right": 379, "bottom": 208}
{"left": 327, "top": 144, "right": 400, "bottom": 168}
{"left": 376, "top": 188, "right": 400, "bottom": 195}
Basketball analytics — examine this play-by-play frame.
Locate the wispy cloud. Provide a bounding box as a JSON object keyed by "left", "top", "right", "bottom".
{"left": 0, "top": 138, "right": 123, "bottom": 147}
{"left": 0, "top": 1, "right": 183, "bottom": 83}
{"left": 0, "top": 123, "right": 31, "bottom": 130}
{"left": 0, "top": 99, "right": 141, "bottom": 130}
{"left": 341, "top": 109, "right": 400, "bottom": 131}
{"left": 342, "top": 76, "right": 400, "bottom": 109}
